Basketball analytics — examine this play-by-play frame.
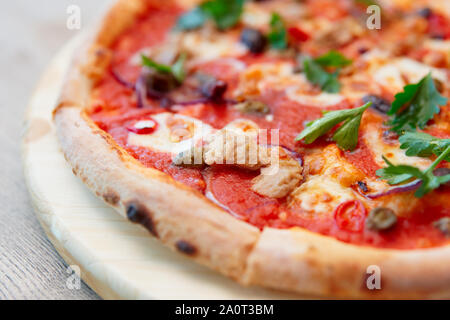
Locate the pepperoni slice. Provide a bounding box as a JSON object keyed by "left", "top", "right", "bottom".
{"left": 334, "top": 200, "right": 367, "bottom": 232}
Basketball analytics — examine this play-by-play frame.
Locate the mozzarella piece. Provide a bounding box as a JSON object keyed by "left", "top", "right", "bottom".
{"left": 289, "top": 176, "right": 357, "bottom": 216}
{"left": 181, "top": 31, "right": 247, "bottom": 63}
{"left": 234, "top": 62, "right": 296, "bottom": 98}
{"left": 241, "top": 3, "right": 271, "bottom": 28}
{"left": 286, "top": 86, "right": 346, "bottom": 107}
{"left": 127, "top": 113, "right": 214, "bottom": 154}
{"left": 372, "top": 57, "right": 447, "bottom": 93}
{"left": 363, "top": 123, "right": 432, "bottom": 170}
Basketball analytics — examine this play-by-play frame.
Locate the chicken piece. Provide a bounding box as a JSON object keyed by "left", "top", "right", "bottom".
{"left": 203, "top": 120, "right": 271, "bottom": 170}
{"left": 251, "top": 152, "right": 303, "bottom": 198}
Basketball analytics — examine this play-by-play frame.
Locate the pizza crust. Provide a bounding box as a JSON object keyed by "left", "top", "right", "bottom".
{"left": 53, "top": 0, "right": 450, "bottom": 298}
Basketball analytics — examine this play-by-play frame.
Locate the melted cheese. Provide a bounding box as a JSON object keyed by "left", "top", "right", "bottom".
{"left": 286, "top": 85, "right": 346, "bottom": 107}
{"left": 181, "top": 30, "right": 247, "bottom": 63}
{"left": 372, "top": 57, "right": 447, "bottom": 93}
{"left": 127, "top": 113, "right": 214, "bottom": 154}
{"left": 241, "top": 2, "right": 271, "bottom": 28}
{"left": 363, "top": 123, "right": 432, "bottom": 170}
{"left": 289, "top": 176, "right": 356, "bottom": 216}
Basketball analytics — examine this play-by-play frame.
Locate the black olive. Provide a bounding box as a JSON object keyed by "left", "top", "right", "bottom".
{"left": 366, "top": 207, "right": 397, "bottom": 231}
{"left": 198, "top": 75, "right": 228, "bottom": 101}
{"left": 362, "top": 95, "right": 391, "bottom": 114}
{"left": 357, "top": 181, "right": 369, "bottom": 193}
{"left": 433, "top": 168, "right": 450, "bottom": 188}
{"left": 240, "top": 28, "right": 267, "bottom": 54}
{"left": 431, "top": 34, "right": 445, "bottom": 41}
{"left": 145, "top": 71, "right": 178, "bottom": 94}
{"left": 417, "top": 7, "right": 432, "bottom": 18}
{"left": 433, "top": 217, "right": 450, "bottom": 237}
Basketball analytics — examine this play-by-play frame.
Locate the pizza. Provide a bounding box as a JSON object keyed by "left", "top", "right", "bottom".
{"left": 54, "top": 0, "right": 450, "bottom": 298}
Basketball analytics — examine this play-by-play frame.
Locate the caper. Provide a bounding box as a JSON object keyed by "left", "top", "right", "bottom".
{"left": 362, "top": 95, "right": 391, "bottom": 114}
{"left": 240, "top": 28, "right": 267, "bottom": 54}
{"left": 433, "top": 217, "right": 450, "bottom": 237}
{"left": 234, "top": 100, "right": 270, "bottom": 115}
{"left": 366, "top": 207, "right": 397, "bottom": 231}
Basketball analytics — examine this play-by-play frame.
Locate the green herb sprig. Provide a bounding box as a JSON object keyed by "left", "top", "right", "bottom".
{"left": 267, "top": 13, "right": 288, "bottom": 49}
{"left": 303, "top": 51, "right": 352, "bottom": 93}
{"left": 295, "top": 102, "right": 371, "bottom": 151}
{"left": 388, "top": 73, "right": 447, "bottom": 134}
{"left": 176, "top": 0, "right": 244, "bottom": 31}
{"left": 141, "top": 53, "right": 187, "bottom": 83}
{"left": 376, "top": 145, "right": 450, "bottom": 197}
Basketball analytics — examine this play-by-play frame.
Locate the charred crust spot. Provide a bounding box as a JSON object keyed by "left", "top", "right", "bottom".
{"left": 103, "top": 192, "right": 120, "bottom": 206}
{"left": 126, "top": 202, "right": 158, "bottom": 237}
{"left": 175, "top": 240, "right": 197, "bottom": 256}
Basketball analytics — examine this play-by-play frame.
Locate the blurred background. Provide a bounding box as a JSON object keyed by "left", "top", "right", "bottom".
{"left": 0, "top": 0, "right": 113, "bottom": 299}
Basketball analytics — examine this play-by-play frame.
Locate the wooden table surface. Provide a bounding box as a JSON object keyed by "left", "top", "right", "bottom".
{"left": 0, "top": 0, "right": 114, "bottom": 300}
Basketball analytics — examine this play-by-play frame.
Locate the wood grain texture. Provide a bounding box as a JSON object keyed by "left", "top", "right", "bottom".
{"left": 0, "top": 0, "right": 117, "bottom": 300}
{"left": 21, "top": 20, "right": 300, "bottom": 301}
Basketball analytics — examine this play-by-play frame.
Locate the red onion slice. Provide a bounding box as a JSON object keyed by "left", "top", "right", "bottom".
{"left": 111, "top": 69, "right": 135, "bottom": 89}
{"left": 365, "top": 180, "right": 422, "bottom": 199}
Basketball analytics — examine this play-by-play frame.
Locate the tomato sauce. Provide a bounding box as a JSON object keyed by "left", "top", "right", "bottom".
{"left": 89, "top": 4, "right": 450, "bottom": 249}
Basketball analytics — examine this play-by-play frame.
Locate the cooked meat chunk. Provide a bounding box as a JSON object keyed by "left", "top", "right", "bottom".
{"left": 251, "top": 152, "right": 303, "bottom": 198}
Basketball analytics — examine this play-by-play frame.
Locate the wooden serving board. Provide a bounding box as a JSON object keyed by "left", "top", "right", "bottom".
{"left": 22, "top": 35, "right": 301, "bottom": 300}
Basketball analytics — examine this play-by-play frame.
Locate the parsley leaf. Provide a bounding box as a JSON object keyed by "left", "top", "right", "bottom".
{"left": 141, "top": 53, "right": 187, "bottom": 83}
{"left": 267, "top": 13, "right": 288, "bottom": 49}
{"left": 399, "top": 132, "right": 450, "bottom": 161}
{"left": 388, "top": 73, "right": 448, "bottom": 134}
{"left": 303, "top": 51, "right": 352, "bottom": 93}
{"left": 314, "top": 50, "right": 353, "bottom": 68}
{"left": 376, "top": 145, "right": 450, "bottom": 198}
{"left": 295, "top": 102, "right": 371, "bottom": 151}
{"left": 170, "top": 53, "right": 188, "bottom": 82}
{"left": 303, "top": 58, "right": 340, "bottom": 93}
{"left": 176, "top": 0, "right": 244, "bottom": 31}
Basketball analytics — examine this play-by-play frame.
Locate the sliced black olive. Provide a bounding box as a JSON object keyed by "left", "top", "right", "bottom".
{"left": 234, "top": 100, "right": 270, "bottom": 115}
{"left": 431, "top": 34, "right": 445, "bottom": 40}
{"left": 433, "top": 217, "right": 450, "bottom": 237}
{"left": 433, "top": 168, "right": 450, "bottom": 188}
{"left": 366, "top": 207, "right": 397, "bottom": 231}
{"left": 362, "top": 95, "right": 391, "bottom": 114}
{"left": 417, "top": 7, "right": 432, "bottom": 18}
{"left": 145, "top": 71, "right": 178, "bottom": 94}
{"left": 357, "top": 181, "right": 369, "bottom": 193}
{"left": 240, "top": 28, "right": 267, "bottom": 54}
{"left": 197, "top": 74, "right": 228, "bottom": 101}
